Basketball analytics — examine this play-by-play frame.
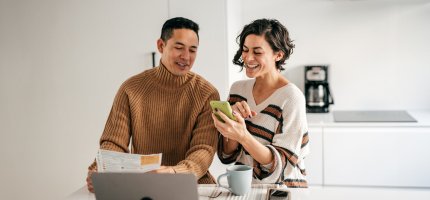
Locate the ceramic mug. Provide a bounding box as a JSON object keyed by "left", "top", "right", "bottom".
{"left": 217, "top": 165, "right": 253, "bottom": 196}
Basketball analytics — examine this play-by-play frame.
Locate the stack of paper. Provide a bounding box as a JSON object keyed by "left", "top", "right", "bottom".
{"left": 96, "top": 149, "right": 162, "bottom": 172}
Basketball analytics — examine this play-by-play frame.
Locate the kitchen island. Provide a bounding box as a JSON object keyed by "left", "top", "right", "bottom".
{"left": 305, "top": 110, "right": 430, "bottom": 188}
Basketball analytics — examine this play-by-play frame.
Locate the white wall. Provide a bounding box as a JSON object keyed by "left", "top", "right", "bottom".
{"left": 227, "top": 0, "right": 246, "bottom": 94}
{"left": 0, "top": 0, "right": 168, "bottom": 199}
{"left": 240, "top": 0, "right": 430, "bottom": 110}
{"left": 168, "top": 0, "right": 230, "bottom": 100}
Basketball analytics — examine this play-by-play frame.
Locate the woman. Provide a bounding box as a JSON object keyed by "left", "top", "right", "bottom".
{"left": 212, "top": 19, "right": 309, "bottom": 188}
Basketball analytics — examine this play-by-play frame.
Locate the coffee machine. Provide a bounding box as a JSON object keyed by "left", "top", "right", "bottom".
{"left": 304, "top": 66, "right": 334, "bottom": 113}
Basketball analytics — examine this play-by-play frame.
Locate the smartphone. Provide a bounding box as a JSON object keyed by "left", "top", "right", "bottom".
{"left": 266, "top": 188, "right": 290, "bottom": 200}
{"left": 210, "top": 101, "right": 236, "bottom": 122}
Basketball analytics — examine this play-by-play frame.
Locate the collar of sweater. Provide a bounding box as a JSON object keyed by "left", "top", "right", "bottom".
{"left": 154, "top": 62, "right": 195, "bottom": 89}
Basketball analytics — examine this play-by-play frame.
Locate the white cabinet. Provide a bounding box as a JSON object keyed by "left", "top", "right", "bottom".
{"left": 306, "top": 127, "right": 323, "bottom": 185}
{"left": 323, "top": 127, "right": 430, "bottom": 187}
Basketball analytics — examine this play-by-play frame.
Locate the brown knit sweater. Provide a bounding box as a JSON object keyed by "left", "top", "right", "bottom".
{"left": 89, "top": 63, "right": 220, "bottom": 183}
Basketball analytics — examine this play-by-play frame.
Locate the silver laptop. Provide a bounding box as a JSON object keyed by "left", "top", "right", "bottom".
{"left": 92, "top": 172, "right": 199, "bottom": 200}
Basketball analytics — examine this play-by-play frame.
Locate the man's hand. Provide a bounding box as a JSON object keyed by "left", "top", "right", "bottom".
{"left": 86, "top": 169, "right": 97, "bottom": 193}
{"left": 150, "top": 166, "right": 176, "bottom": 174}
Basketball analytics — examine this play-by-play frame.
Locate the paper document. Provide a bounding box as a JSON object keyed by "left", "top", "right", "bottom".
{"left": 96, "top": 149, "right": 162, "bottom": 172}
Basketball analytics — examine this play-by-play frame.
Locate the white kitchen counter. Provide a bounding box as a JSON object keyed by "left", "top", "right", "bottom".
{"left": 307, "top": 110, "right": 430, "bottom": 127}
{"left": 305, "top": 110, "right": 430, "bottom": 188}
{"left": 67, "top": 185, "right": 430, "bottom": 200}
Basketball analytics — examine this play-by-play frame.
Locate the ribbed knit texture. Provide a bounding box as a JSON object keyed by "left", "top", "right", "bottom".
{"left": 218, "top": 79, "right": 310, "bottom": 188}
{"left": 89, "top": 63, "right": 220, "bottom": 183}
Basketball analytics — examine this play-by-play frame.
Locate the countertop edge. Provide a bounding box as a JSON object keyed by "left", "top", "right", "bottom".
{"left": 307, "top": 110, "right": 430, "bottom": 127}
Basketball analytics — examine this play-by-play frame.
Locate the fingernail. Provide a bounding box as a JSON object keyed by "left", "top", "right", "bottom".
{"left": 232, "top": 111, "right": 236, "bottom": 115}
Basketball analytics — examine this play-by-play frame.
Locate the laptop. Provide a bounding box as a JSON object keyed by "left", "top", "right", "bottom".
{"left": 92, "top": 172, "right": 199, "bottom": 200}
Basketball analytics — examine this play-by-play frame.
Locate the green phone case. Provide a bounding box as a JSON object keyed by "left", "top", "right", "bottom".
{"left": 210, "top": 101, "right": 236, "bottom": 122}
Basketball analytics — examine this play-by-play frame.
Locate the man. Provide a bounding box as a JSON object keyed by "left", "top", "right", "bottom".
{"left": 86, "top": 17, "right": 219, "bottom": 192}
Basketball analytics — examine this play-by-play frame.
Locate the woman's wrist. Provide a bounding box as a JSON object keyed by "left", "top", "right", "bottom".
{"left": 240, "top": 130, "right": 252, "bottom": 146}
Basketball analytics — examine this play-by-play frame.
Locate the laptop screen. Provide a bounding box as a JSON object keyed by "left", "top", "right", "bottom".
{"left": 92, "top": 172, "right": 199, "bottom": 200}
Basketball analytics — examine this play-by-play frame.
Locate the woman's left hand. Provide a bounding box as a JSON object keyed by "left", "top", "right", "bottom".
{"left": 212, "top": 110, "right": 250, "bottom": 142}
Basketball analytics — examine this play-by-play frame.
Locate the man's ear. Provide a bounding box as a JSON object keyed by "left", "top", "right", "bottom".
{"left": 157, "top": 39, "right": 164, "bottom": 53}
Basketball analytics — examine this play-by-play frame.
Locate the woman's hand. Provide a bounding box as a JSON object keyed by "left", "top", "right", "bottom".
{"left": 212, "top": 109, "right": 250, "bottom": 142}
{"left": 232, "top": 101, "right": 257, "bottom": 119}
{"left": 211, "top": 104, "right": 274, "bottom": 166}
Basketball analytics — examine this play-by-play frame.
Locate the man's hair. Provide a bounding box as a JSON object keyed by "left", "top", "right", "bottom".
{"left": 233, "top": 19, "right": 295, "bottom": 71}
{"left": 160, "top": 17, "right": 199, "bottom": 42}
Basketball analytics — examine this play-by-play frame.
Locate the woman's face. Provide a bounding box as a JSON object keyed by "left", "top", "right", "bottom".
{"left": 242, "top": 34, "right": 281, "bottom": 78}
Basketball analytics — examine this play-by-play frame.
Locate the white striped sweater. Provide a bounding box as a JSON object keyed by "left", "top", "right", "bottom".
{"left": 217, "top": 79, "right": 310, "bottom": 188}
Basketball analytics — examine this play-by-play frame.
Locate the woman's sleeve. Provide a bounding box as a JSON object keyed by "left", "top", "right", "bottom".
{"left": 255, "top": 91, "right": 309, "bottom": 184}
{"left": 216, "top": 135, "right": 243, "bottom": 164}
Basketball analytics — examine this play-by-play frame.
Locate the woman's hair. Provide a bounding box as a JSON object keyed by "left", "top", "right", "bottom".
{"left": 233, "top": 19, "right": 295, "bottom": 71}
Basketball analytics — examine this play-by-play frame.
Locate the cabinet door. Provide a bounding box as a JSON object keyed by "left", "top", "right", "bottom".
{"left": 306, "top": 127, "right": 323, "bottom": 185}
{"left": 324, "top": 127, "right": 430, "bottom": 187}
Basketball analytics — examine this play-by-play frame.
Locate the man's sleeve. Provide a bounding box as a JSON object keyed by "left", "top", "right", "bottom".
{"left": 88, "top": 85, "right": 132, "bottom": 170}
{"left": 171, "top": 91, "right": 220, "bottom": 179}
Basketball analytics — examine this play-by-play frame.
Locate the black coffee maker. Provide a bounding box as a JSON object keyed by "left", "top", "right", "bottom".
{"left": 304, "top": 66, "right": 334, "bottom": 113}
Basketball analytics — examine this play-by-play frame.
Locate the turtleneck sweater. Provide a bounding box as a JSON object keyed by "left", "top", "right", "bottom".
{"left": 89, "top": 63, "right": 220, "bottom": 183}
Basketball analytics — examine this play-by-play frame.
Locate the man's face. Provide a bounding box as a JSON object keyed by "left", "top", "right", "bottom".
{"left": 157, "top": 29, "right": 199, "bottom": 76}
